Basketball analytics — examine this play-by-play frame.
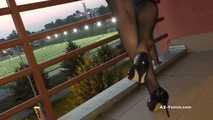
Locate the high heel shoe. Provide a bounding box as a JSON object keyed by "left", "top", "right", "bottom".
{"left": 128, "top": 52, "right": 149, "bottom": 84}
{"left": 147, "top": 87, "right": 170, "bottom": 117}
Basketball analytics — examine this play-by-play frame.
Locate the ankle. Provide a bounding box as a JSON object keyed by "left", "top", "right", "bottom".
{"left": 134, "top": 52, "right": 149, "bottom": 64}
{"left": 136, "top": 47, "right": 148, "bottom": 54}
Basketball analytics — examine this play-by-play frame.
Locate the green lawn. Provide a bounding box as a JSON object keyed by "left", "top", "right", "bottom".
{"left": 0, "top": 32, "right": 118, "bottom": 78}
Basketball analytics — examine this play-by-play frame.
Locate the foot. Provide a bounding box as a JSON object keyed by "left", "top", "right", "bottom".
{"left": 147, "top": 87, "right": 170, "bottom": 117}
{"left": 128, "top": 52, "right": 149, "bottom": 84}
{"left": 152, "top": 60, "right": 162, "bottom": 66}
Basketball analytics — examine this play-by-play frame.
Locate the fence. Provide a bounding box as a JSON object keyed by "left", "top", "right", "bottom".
{"left": 0, "top": 0, "right": 168, "bottom": 119}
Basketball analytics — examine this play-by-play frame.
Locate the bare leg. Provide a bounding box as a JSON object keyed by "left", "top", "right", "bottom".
{"left": 110, "top": 0, "right": 138, "bottom": 59}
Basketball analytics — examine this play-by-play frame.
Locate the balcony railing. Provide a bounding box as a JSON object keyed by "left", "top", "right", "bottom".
{"left": 0, "top": 0, "right": 168, "bottom": 120}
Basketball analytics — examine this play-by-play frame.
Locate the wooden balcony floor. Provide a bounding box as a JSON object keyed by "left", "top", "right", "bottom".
{"left": 97, "top": 33, "right": 213, "bottom": 120}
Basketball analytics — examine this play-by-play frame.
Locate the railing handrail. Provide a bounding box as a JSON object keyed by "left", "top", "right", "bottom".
{"left": 0, "top": 16, "right": 165, "bottom": 85}
{"left": 0, "top": 0, "right": 79, "bottom": 16}
{"left": 0, "top": 96, "right": 41, "bottom": 120}
{"left": 0, "top": 0, "right": 167, "bottom": 119}
{"left": 0, "top": 14, "right": 113, "bottom": 50}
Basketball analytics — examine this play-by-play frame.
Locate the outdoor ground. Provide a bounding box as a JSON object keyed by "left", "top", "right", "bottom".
{"left": 97, "top": 32, "right": 213, "bottom": 120}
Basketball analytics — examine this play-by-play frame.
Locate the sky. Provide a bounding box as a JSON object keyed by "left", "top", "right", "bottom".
{"left": 0, "top": 0, "right": 108, "bottom": 39}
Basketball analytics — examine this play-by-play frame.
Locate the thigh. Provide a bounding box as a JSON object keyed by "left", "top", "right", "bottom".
{"left": 136, "top": 1, "right": 158, "bottom": 29}
{"left": 136, "top": 0, "right": 158, "bottom": 43}
{"left": 109, "top": 0, "right": 139, "bottom": 58}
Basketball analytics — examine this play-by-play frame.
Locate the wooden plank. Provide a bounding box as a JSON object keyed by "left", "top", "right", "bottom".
{"left": 0, "top": 39, "right": 22, "bottom": 50}
{"left": 154, "top": 33, "right": 169, "bottom": 43}
{"left": 0, "top": 7, "right": 10, "bottom": 16}
{"left": 0, "top": 67, "right": 32, "bottom": 86}
{"left": 17, "top": 0, "right": 79, "bottom": 12}
{"left": 7, "top": 0, "right": 57, "bottom": 119}
{"left": 157, "top": 17, "right": 164, "bottom": 23}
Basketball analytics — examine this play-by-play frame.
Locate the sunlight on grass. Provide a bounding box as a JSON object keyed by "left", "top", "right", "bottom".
{"left": 0, "top": 32, "right": 118, "bottom": 78}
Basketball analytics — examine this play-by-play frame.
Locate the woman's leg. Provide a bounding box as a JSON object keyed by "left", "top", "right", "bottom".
{"left": 109, "top": 1, "right": 170, "bottom": 116}
{"left": 149, "top": 37, "right": 161, "bottom": 65}
{"left": 136, "top": 2, "right": 170, "bottom": 116}
{"left": 136, "top": 1, "right": 160, "bottom": 94}
{"left": 110, "top": 0, "right": 138, "bottom": 59}
{"left": 110, "top": 0, "right": 159, "bottom": 93}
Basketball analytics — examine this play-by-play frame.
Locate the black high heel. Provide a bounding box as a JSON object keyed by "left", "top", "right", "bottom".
{"left": 128, "top": 52, "right": 149, "bottom": 84}
{"left": 147, "top": 87, "right": 170, "bottom": 117}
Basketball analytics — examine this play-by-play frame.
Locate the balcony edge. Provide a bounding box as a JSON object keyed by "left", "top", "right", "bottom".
{"left": 59, "top": 45, "right": 187, "bottom": 120}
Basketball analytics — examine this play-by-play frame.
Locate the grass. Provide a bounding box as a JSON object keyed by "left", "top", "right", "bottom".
{"left": 0, "top": 32, "right": 118, "bottom": 78}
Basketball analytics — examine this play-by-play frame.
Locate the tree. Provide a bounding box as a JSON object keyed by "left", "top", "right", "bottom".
{"left": 76, "top": 10, "right": 81, "bottom": 14}
{"left": 61, "top": 40, "right": 93, "bottom": 105}
{"left": 6, "top": 30, "right": 32, "bottom": 40}
{"left": 10, "top": 64, "right": 35, "bottom": 102}
{"left": 55, "top": 19, "right": 64, "bottom": 26}
{"left": 0, "top": 38, "right": 5, "bottom": 42}
{"left": 94, "top": 45, "right": 115, "bottom": 63}
{"left": 10, "top": 63, "right": 51, "bottom": 102}
{"left": 62, "top": 41, "right": 85, "bottom": 77}
{"left": 44, "top": 21, "right": 55, "bottom": 29}
{"left": 53, "top": 41, "right": 128, "bottom": 117}
{"left": 97, "top": 5, "right": 111, "bottom": 15}
{"left": 92, "top": 45, "right": 119, "bottom": 88}
{"left": 6, "top": 30, "right": 18, "bottom": 40}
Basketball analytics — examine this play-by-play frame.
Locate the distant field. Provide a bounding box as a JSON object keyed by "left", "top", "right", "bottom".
{"left": 0, "top": 32, "right": 118, "bottom": 78}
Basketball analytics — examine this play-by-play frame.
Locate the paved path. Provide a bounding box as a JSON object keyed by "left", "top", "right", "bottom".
{"left": 98, "top": 33, "right": 213, "bottom": 120}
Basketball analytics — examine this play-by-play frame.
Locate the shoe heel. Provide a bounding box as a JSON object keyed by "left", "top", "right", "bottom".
{"left": 161, "top": 98, "right": 170, "bottom": 118}
{"left": 153, "top": 103, "right": 161, "bottom": 112}
{"left": 165, "top": 103, "right": 170, "bottom": 117}
{"left": 138, "top": 73, "right": 144, "bottom": 84}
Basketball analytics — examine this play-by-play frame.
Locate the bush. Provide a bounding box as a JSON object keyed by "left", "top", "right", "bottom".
{"left": 53, "top": 41, "right": 128, "bottom": 117}
{"left": 10, "top": 64, "right": 35, "bottom": 102}
{"left": 62, "top": 41, "right": 85, "bottom": 77}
